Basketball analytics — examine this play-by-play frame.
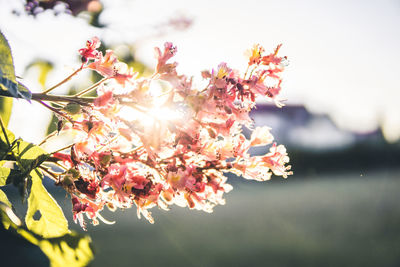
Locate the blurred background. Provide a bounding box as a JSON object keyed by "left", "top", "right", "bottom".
{"left": 0, "top": 0, "right": 399, "bottom": 266}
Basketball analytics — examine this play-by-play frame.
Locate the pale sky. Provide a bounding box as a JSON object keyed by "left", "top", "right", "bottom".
{"left": 1, "top": 0, "right": 399, "bottom": 143}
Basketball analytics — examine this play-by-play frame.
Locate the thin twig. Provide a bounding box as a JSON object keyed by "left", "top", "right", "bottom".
{"left": 51, "top": 161, "right": 68, "bottom": 171}
{"left": 32, "top": 93, "right": 95, "bottom": 104}
{"left": 74, "top": 77, "right": 108, "bottom": 97}
{"left": 38, "top": 130, "right": 58, "bottom": 146}
{"left": 243, "top": 65, "right": 250, "bottom": 80}
{"left": 37, "top": 100, "right": 73, "bottom": 123}
{"left": 39, "top": 165, "right": 59, "bottom": 182}
{"left": 42, "top": 67, "right": 83, "bottom": 94}
{"left": 49, "top": 143, "right": 74, "bottom": 155}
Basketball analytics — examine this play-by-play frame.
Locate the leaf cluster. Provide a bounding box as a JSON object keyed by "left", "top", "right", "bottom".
{"left": 0, "top": 31, "right": 94, "bottom": 267}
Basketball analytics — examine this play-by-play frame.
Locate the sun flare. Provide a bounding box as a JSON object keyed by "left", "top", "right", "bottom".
{"left": 118, "top": 103, "right": 182, "bottom": 128}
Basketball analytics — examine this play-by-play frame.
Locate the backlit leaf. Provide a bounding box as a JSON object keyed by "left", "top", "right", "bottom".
{"left": 39, "top": 232, "right": 94, "bottom": 267}
{"left": 0, "top": 166, "right": 23, "bottom": 186}
{"left": 0, "top": 189, "right": 12, "bottom": 229}
{"left": 1, "top": 204, "right": 93, "bottom": 266}
{"left": 0, "top": 189, "right": 19, "bottom": 229}
{"left": 25, "top": 169, "right": 68, "bottom": 238}
{"left": 0, "top": 31, "right": 17, "bottom": 85}
{"left": 0, "top": 96, "right": 12, "bottom": 127}
{"left": 12, "top": 139, "right": 48, "bottom": 172}
{"left": 0, "top": 166, "right": 11, "bottom": 186}
{"left": 0, "top": 31, "right": 31, "bottom": 100}
{"left": 0, "top": 124, "right": 15, "bottom": 151}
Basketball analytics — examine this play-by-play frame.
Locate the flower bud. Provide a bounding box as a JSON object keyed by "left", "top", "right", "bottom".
{"left": 63, "top": 103, "right": 81, "bottom": 115}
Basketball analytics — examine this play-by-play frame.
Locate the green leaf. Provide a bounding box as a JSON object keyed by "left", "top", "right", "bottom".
{"left": 0, "top": 127, "right": 50, "bottom": 200}
{"left": 0, "top": 96, "right": 12, "bottom": 127}
{"left": 16, "top": 227, "right": 94, "bottom": 267}
{"left": 0, "top": 189, "right": 21, "bottom": 229}
{"left": 0, "top": 166, "right": 23, "bottom": 186}
{"left": 25, "top": 169, "right": 69, "bottom": 238}
{"left": 17, "top": 81, "right": 32, "bottom": 100}
{"left": 3, "top": 139, "right": 49, "bottom": 199}
{"left": 0, "top": 31, "right": 17, "bottom": 85}
{"left": 1, "top": 203, "right": 94, "bottom": 267}
{"left": 0, "top": 31, "right": 31, "bottom": 101}
{"left": 0, "top": 166, "right": 11, "bottom": 186}
{"left": 12, "top": 139, "right": 48, "bottom": 172}
{"left": 0, "top": 188, "right": 12, "bottom": 229}
{"left": 0, "top": 124, "right": 15, "bottom": 152}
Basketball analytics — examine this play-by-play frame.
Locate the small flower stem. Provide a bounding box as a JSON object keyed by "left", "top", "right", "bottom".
{"left": 39, "top": 165, "right": 59, "bottom": 182}
{"left": 248, "top": 67, "right": 256, "bottom": 79}
{"left": 243, "top": 65, "right": 250, "bottom": 80}
{"left": 199, "top": 81, "right": 211, "bottom": 94}
{"left": 42, "top": 159, "right": 69, "bottom": 171}
{"left": 50, "top": 143, "right": 74, "bottom": 155}
{"left": 37, "top": 100, "right": 73, "bottom": 123}
{"left": 52, "top": 161, "right": 68, "bottom": 171}
{"left": 42, "top": 67, "right": 83, "bottom": 94}
{"left": 74, "top": 77, "right": 108, "bottom": 97}
{"left": 38, "top": 130, "right": 58, "bottom": 146}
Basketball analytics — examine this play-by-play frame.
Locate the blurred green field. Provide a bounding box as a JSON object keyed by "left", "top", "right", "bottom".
{"left": 2, "top": 169, "right": 399, "bottom": 266}
{"left": 58, "top": 169, "right": 400, "bottom": 267}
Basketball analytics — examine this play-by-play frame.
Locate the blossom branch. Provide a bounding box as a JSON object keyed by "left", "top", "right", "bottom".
{"left": 13, "top": 37, "right": 292, "bottom": 229}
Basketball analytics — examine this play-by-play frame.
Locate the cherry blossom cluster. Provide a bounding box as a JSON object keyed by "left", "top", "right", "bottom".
{"left": 53, "top": 37, "right": 292, "bottom": 229}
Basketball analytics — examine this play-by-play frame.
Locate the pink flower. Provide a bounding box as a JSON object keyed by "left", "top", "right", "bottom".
{"left": 74, "top": 178, "right": 99, "bottom": 199}
{"left": 233, "top": 159, "right": 273, "bottom": 181}
{"left": 88, "top": 50, "right": 118, "bottom": 77}
{"left": 74, "top": 140, "right": 95, "bottom": 159}
{"left": 154, "top": 42, "right": 177, "bottom": 73}
{"left": 94, "top": 91, "right": 114, "bottom": 107}
{"left": 114, "top": 64, "right": 137, "bottom": 86}
{"left": 246, "top": 44, "right": 265, "bottom": 65}
{"left": 102, "top": 163, "right": 128, "bottom": 191}
{"left": 89, "top": 151, "right": 112, "bottom": 170}
{"left": 206, "top": 118, "right": 235, "bottom": 137}
{"left": 53, "top": 152, "right": 73, "bottom": 168}
{"left": 261, "top": 143, "right": 292, "bottom": 178}
{"left": 266, "top": 80, "right": 283, "bottom": 103}
{"left": 261, "top": 44, "right": 283, "bottom": 66}
{"left": 79, "top": 37, "right": 101, "bottom": 63}
{"left": 56, "top": 40, "right": 292, "bottom": 228}
{"left": 250, "top": 126, "right": 274, "bottom": 147}
{"left": 211, "top": 62, "right": 231, "bottom": 88}
{"left": 72, "top": 197, "right": 98, "bottom": 230}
